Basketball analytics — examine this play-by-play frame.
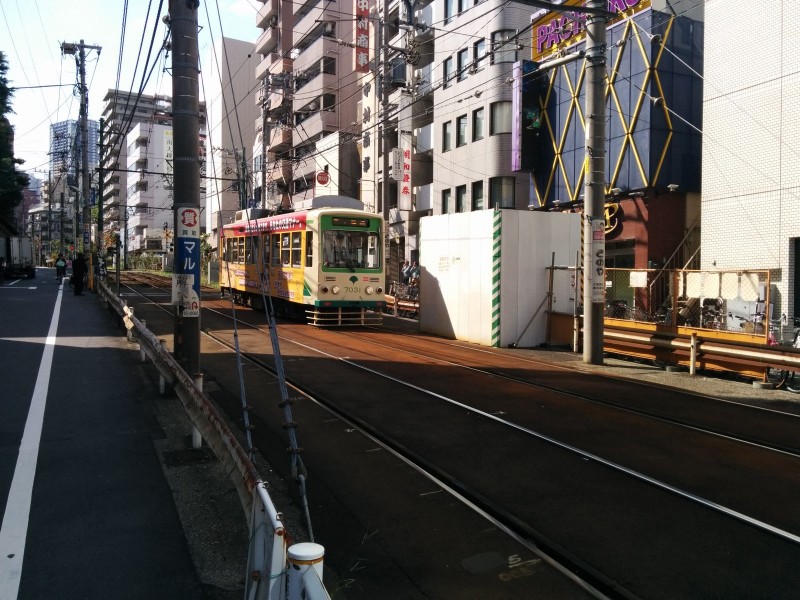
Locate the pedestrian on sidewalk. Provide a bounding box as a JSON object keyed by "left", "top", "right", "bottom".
{"left": 72, "top": 253, "right": 86, "bottom": 295}
{"left": 55, "top": 254, "right": 67, "bottom": 280}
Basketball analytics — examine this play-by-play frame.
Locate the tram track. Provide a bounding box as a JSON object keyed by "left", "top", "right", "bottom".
{"left": 115, "top": 273, "right": 800, "bottom": 598}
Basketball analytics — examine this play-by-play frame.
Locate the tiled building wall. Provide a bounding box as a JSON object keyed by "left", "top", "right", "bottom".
{"left": 702, "top": 0, "right": 800, "bottom": 319}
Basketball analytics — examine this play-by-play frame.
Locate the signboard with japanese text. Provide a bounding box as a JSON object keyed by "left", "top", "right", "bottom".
{"left": 390, "top": 148, "right": 403, "bottom": 180}
{"left": 172, "top": 207, "right": 201, "bottom": 317}
{"left": 164, "top": 130, "right": 174, "bottom": 175}
{"left": 355, "top": 0, "right": 370, "bottom": 73}
{"left": 589, "top": 216, "right": 605, "bottom": 303}
{"left": 398, "top": 142, "right": 413, "bottom": 210}
{"left": 530, "top": 0, "right": 650, "bottom": 61}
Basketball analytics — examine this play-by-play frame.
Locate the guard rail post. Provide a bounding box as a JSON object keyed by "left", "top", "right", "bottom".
{"left": 159, "top": 340, "right": 168, "bottom": 395}
{"left": 287, "top": 543, "right": 326, "bottom": 600}
{"left": 140, "top": 320, "right": 147, "bottom": 362}
{"left": 192, "top": 373, "right": 203, "bottom": 449}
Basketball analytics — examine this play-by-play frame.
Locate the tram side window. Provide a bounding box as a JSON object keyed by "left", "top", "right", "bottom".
{"left": 229, "top": 238, "right": 239, "bottom": 263}
{"left": 281, "top": 233, "right": 290, "bottom": 265}
{"left": 236, "top": 238, "right": 245, "bottom": 264}
{"left": 291, "top": 232, "right": 302, "bottom": 267}
{"left": 271, "top": 234, "right": 281, "bottom": 266}
{"left": 305, "top": 232, "right": 313, "bottom": 267}
{"left": 367, "top": 235, "right": 376, "bottom": 268}
{"left": 247, "top": 236, "right": 259, "bottom": 264}
{"left": 261, "top": 234, "right": 269, "bottom": 268}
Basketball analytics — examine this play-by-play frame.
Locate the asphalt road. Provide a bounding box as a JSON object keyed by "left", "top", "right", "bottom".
{"left": 0, "top": 270, "right": 245, "bottom": 599}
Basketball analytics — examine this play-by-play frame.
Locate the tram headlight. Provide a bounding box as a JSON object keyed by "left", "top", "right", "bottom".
{"left": 321, "top": 286, "right": 329, "bottom": 293}
{"left": 365, "top": 286, "right": 374, "bottom": 295}
{"left": 376, "top": 286, "right": 383, "bottom": 294}
{"left": 331, "top": 285, "right": 341, "bottom": 295}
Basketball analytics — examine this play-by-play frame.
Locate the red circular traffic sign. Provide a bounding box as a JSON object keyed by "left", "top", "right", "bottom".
{"left": 316, "top": 171, "right": 330, "bottom": 185}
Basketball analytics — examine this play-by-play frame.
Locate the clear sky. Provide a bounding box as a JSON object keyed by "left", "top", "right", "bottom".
{"left": 1, "top": 0, "right": 261, "bottom": 183}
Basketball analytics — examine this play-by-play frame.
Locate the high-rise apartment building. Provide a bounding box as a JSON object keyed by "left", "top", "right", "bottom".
{"left": 47, "top": 119, "right": 99, "bottom": 248}
{"left": 254, "top": 0, "right": 361, "bottom": 216}
{"left": 100, "top": 90, "right": 207, "bottom": 257}
{"left": 204, "top": 37, "right": 259, "bottom": 247}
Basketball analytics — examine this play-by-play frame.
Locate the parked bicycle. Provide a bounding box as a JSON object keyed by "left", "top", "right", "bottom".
{"left": 605, "top": 299, "right": 670, "bottom": 324}
{"left": 765, "top": 316, "right": 800, "bottom": 393}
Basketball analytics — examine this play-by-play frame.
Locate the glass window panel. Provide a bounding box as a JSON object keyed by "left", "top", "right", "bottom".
{"left": 472, "top": 107, "right": 484, "bottom": 141}
{"left": 456, "top": 115, "right": 467, "bottom": 147}
{"left": 457, "top": 49, "right": 469, "bottom": 81}
{"left": 472, "top": 180, "right": 484, "bottom": 210}
{"left": 489, "top": 176, "right": 515, "bottom": 208}
{"left": 291, "top": 231, "right": 302, "bottom": 267}
{"left": 491, "top": 30, "right": 517, "bottom": 64}
{"left": 456, "top": 185, "right": 466, "bottom": 212}
{"left": 490, "top": 101, "right": 512, "bottom": 135}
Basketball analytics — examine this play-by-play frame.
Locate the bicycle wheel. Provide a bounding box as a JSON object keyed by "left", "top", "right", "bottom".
{"left": 784, "top": 371, "right": 800, "bottom": 393}
{"left": 766, "top": 368, "right": 788, "bottom": 389}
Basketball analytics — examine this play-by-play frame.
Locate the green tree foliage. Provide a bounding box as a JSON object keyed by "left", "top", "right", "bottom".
{"left": 0, "top": 52, "right": 30, "bottom": 223}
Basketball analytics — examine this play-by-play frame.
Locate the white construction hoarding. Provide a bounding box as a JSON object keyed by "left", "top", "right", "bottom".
{"left": 419, "top": 209, "right": 580, "bottom": 348}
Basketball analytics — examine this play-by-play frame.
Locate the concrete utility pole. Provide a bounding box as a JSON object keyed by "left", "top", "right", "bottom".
{"left": 380, "top": 0, "right": 391, "bottom": 262}
{"left": 61, "top": 40, "right": 101, "bottom": 287}
{"left": 582, "top": 0, "right": 609, "bottom": 365}
{"left": 169, "top": 0, "right": 202, "bottom": 375}
{"left": 97, "top": 118, "right": 105, "bottom": 256}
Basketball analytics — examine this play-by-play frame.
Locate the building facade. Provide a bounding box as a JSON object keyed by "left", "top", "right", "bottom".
{"left": 100, "top": 90, "right": 207, "bottom": 258}
{"left": 47, "top": 119, "right": 99, "bottom": 251}
{"left": 254, "top": 0, "right": 362, "bottom": 219}
{"left": 702, "top": 0, "right": 800, "bottom": 324}
{"left": 523, "top": 0, "right": 704, "bottom": 276}
{"left": 124, "top": 122, "right": 176, "bottom": 253}
{"left": 204, "top": 37, "right": 259, "bottom": 247}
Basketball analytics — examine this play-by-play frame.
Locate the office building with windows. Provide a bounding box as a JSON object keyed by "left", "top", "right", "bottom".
{"left": 100, "top": 90, "right": 207, "bottom": 257}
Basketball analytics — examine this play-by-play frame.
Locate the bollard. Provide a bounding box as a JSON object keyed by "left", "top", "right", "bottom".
{"left": 192, "top": 374, "right": 203, "bottom": 449}
{"left": 159, "top": 340, "right": 168, "bottom": 395}
{"left": 690, "top": 333, "right": 697, "bottom": 376}
{"left": 287, "top": 543, "right": 325, "bottom": 599}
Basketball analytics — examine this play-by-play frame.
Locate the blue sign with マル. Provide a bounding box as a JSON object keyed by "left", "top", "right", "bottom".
{"left": 175, "top": 207, "right": 201, "bottom": 317}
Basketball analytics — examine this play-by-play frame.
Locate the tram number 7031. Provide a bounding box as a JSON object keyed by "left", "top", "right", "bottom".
{"left": 344, "top": 286, "right": 361, "bottom": 294}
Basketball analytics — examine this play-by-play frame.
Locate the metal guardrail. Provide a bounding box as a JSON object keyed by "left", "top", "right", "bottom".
{"left": 603, "top": 325, "right": 800, "bottom": 379}
{"left": 97, "top": 280, "right": 331, "bottom": 600}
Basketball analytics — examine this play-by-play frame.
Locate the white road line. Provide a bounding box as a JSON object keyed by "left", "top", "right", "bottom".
{"left": 0, "top": 286, "right": 63, "bottom": 599}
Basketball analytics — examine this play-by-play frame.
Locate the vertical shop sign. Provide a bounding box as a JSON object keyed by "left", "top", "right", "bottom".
{"left": 399, "top": 142, "right": 413, "bottom": 210}
{"left": 355, "top": 0, "right": 370, "bottom": 73}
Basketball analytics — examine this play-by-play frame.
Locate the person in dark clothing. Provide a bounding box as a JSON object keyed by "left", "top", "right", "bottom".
{"left": 72, "top": 253, "right": 86, "bottom": 295}
{"left": 55, "top": 254, "right": 67, "bottom": 280}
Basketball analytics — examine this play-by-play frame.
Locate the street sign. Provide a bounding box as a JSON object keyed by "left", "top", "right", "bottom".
{"left": 317, "top": 171, "right": 330, "bottom": 186}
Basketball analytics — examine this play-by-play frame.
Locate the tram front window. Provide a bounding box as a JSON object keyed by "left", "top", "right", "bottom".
{"left": 323, "top": 230, "right": 379, "bottom": 269}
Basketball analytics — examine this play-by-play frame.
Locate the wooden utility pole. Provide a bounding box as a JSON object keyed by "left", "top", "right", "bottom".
{"left": 169, "top": 0, "right": 202, "bottom": 374}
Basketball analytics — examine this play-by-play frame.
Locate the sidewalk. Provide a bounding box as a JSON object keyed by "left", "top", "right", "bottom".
{"left": 12, "top": 277, "right": 246, "bottom": 599}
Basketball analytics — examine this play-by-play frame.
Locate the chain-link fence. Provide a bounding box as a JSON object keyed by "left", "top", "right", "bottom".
{"left": 602, "top": 268, "right": 773, "bottom": 340}
{"left": 549, "top": 267, "right": 775, "bottom": 340}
